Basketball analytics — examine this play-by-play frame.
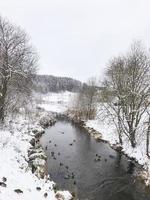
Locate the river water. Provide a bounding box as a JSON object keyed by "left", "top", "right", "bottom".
{"left": 40, "top": 120, "right": 150, "bottom": 200}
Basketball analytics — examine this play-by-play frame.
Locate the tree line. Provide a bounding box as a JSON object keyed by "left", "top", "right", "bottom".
{"left": 34, "top": 75, "right": 82, "bottom": 93}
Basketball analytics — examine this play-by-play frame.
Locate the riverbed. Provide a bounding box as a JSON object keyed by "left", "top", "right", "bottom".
{"left": 40, "top": 120, "right": 150, "bottom": 200}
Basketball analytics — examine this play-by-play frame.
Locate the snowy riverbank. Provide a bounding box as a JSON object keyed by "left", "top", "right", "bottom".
{"left": 85, "top": 108, "right": 150, "bottom": 186}
{"left": 0, "top": 107, "right": 72, "bottom": 200}
{"left": 39, "top": 92, "right": 150, "bottom": 187}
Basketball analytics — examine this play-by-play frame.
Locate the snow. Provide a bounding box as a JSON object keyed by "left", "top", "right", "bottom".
{"left": 38, "top": 92, "right": 76, "bottom": 113}
{"left": 0, "top": 113, "right": 72, "bottom": 200}
{"left": 86, "top": 119, "right": 118, "bottom": 144}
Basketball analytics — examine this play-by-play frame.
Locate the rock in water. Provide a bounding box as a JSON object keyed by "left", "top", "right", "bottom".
{"left": 29, "top": 138, "right": 35, "bottom": 146}
{"left": 55, "top": 192, "right": 65, "bottom": 200}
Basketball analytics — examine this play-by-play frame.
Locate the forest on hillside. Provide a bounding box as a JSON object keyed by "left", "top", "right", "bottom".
{"left": 34, "top": 75, "right": 82, "bottom": 93}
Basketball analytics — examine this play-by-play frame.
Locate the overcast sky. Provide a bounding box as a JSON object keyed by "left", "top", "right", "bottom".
{"left": 1, "top": 0, "right": 150, "bottom": 81}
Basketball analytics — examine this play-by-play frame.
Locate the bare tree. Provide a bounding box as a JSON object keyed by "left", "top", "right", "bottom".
{"left": 75, "top": 77, "right": 97, "bottom": 120}
{"left": 0, "top": 16, "right": 37, "bottom": 122}
{"left": 102, "top": 41, "right": 150, "bottom": 147}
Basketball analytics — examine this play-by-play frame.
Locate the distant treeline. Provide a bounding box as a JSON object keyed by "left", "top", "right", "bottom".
{"left": 33, "top": 75, "right": 82, "bottom": 93}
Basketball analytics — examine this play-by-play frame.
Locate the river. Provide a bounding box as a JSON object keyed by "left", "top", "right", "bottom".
{"left": 40, "top": 119, "right": 150, "bottom": 200}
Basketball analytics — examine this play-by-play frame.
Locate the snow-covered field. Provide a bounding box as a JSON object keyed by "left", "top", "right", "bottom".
{"left": 0, "top": 109, "right": 72, "bottom": 199}
{"left": 38, "top": 91, "right": 76, "bottom": 113}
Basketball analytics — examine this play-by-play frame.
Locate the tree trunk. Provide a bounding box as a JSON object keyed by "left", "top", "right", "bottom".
{"left": 0, "top": 79, "right": 7, "bottom": 122}
{"left": 130, "top": 133, "right": 136, "bottom": 148}
{"left": 0, "top": 104, "right": 5, "bottom": 122}
{"left": 146, "top": 116, "right": 150, "bottom": 158}
{"left": 118, "top": 132, "right": 123, "bottom": 145}
{"left": 118, "top": 107, "right": 123, "bottom": 145}
{"left": 129, "top": 124, "right": 136, "bottom": 148}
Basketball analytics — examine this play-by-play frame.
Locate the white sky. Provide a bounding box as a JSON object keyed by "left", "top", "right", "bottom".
{"left": 1, "top": 0, "right": 150, "bottom": 81}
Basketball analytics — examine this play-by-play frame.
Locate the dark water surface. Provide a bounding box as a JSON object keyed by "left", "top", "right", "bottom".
{"left": 40, "top": 120, "right": 150, "bottom": 200}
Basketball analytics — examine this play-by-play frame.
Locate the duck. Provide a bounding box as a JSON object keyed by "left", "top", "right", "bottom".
{"left": 65, "top": 166, "right": 69, "bottom": 170}
{"left": 44, "top": 192, "right": 48, "bottom": 198}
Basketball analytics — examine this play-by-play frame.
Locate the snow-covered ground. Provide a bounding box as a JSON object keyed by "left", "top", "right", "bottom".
{"left": 0, "top": 109, "right": 72, "bottom": 199}
{"left": 86, "top": 106, "right": 150, "bottom": 185}
{"left": 86, "top": 118, "right": 150, "bottom": 167}
{"left": 38, "top": 92, "right": 76, "bottom": 113}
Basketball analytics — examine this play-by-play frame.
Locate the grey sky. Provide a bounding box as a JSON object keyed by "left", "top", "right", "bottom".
{"left": 1, "top": 0, "right": 150, "bottom": 81}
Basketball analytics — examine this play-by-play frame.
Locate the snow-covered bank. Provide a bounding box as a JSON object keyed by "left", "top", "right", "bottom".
{"left": 0, "top": 109, "right": 72, "bottom": 200}
{"left": 86, "top": 114, "right": 150, "bottom": 186}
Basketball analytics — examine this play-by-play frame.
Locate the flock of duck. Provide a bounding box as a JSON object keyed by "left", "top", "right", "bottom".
{"left": 44, "top": 130, "right": 117, "bottom": 186}
{"left": 44, "top": 131, "right": 77, "bottom": 185}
